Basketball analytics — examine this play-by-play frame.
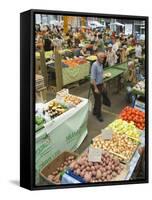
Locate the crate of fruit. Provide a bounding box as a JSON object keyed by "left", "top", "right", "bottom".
{"left": 40, "top": 151, "right": 78, "bottom": 184}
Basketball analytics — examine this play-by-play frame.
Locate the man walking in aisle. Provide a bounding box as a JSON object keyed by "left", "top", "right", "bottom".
{"left": 91, "top": 52, "right": 105, "bottom": 122}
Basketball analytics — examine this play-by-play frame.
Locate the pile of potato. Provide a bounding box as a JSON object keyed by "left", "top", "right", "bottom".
{"left": 92, "top": 133, "right": 138, "bottom": 162}
{"left": 47, "top": 155, "right": 75, "bottom": 184}
{"left": 69, "top": 151, "right": 124, "bottom": 183}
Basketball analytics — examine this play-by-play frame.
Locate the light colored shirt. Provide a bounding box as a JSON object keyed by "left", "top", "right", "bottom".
{"left": 112, "top": 42, "right": 119, "bottom": 53}
{"left": 135, "top": 45, "right": 142, "bottom": 57}
{"left": 106, "top": 50, "right": 116, "bottom": 66}
{"left": 91, "top": 61, "right": 103, "bottom": 85}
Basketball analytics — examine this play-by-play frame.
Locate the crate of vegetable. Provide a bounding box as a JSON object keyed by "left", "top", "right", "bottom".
{"left": 108, "top": 119, "right": 141, "bottom": 141}
{"left": 92, "top": 132, "right": 139, "bottom": 163}
{"left": 132, "top": 80, "right": 145, "bottom": 95}
{"left": 68, "top": 150, "right": 128, "bottom": 183}
{"left": 40, "top": 151, "right": 78, "bottom": 184}
{"left": 46, "top": 100, "right": 68, "bottom": 119}
{"left": 119, "top": 106, "right": 145, "bottom": 130}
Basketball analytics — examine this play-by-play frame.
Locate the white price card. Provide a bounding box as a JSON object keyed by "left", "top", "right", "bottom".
{"left": 101, "top": 127, "right": 113, "bottom": 140}
{"left": 88, "top": 146, "right": 103, "bottom": 162}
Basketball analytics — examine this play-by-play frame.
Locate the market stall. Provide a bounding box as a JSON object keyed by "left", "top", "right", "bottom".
{"left": 38, "top": 106, "right": 145, "bottom": 185}
{"left": 35, "top": 90, "right": 89, "bottom": 184}
{"left": 34, "top": 16, "right": 146, "bottom": 187}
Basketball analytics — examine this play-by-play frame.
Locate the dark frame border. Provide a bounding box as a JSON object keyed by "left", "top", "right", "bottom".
{"left": 20, "top": 9, "right": 149, "bottom": 190}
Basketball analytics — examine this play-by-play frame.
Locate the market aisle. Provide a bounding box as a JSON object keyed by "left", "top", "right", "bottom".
{"left": 68, "top": 80, "right": 129, "bottom": 154}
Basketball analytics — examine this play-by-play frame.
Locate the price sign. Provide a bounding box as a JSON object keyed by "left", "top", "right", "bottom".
{"left": 101, "top": 127, "right": 113, "bottom": 140}
{"left": 88, "top": 146, "right": 103, "bottom": 162}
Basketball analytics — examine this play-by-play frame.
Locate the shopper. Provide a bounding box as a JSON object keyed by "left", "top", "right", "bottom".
{"left": 80, "top": 46, "right": 89, "bottom": 57}
{"left": 120, "top": 45, "right": 128, "bottom": 63}
{"left": 135, "top": 41, "right": 142, "bottom": 58}
{"left": 106, "top": 43, "right": 117, "bottom": 66}
{"left": 91, "top": 52, "right": 105, "bottom": 122}
{"left": 97, "top": 34, "right": 105, "bottom": 52}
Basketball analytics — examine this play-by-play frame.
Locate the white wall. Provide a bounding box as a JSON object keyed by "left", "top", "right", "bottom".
{"left": 0, "top": 0, "right": 151, "bottom": 199}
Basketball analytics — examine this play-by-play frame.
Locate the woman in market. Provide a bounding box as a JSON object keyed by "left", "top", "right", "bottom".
{"left": 66, "top": 33, "right": 73, "bottom": 48}
{"left": 97, "top": 34, "right": 105, "bottom": 52}
{"left": 80, "top": 46, "right": 89, "bottom": 57}
{"left": 123, "top": 61, "right": 137, "bottom": 103}
{"left": 120, "top": 45, "right": 129, "bottom": 63}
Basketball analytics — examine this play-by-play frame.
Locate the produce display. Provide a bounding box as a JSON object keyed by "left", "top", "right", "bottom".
{"left": 46, "top": 100, "right": 68, "bottom": 119}
{"left": 47, "top": 155, "right": 76, "bottom": 184}
{"left": 108, "top": 119, "right": 140, "bottom": 141}
{"left": 64, "top": 94, "right": 81, "bottom": 106}
{"left": 132, "top": 80, "right": 145, "bottom": 94}
{"left": 69, "top": 151, "right": 125, "bottom": 183}
{"left": 92, "top": 133, "right": 138, "bottom": 162}
{"left": 127, "top": 46, "right": 135, "bottom": 52}
{"left": 56, "top": 89, "right": 82, "bottom": 106}
{"left": 86, "top": 55, "right": 97, "bottom": 61}
{"left": 56, "top": 88, "right": 69, "bottom": 97}
{"left": 63, "top": 57, "right": 87, "bottom": 68}
{"left": 119, "top": 106, "right": 145, "bottom": 130}
{"left": 103, "top": 72, "right": 112, "bottom": 79}
{"left": 35, "top": 115, "right": 45, "bottom": 126}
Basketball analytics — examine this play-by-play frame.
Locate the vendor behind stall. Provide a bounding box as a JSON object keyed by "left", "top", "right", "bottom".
{"left": 120, "top": 45, "right": 129, "bottom": 63}
{"left": 106, "top": 43, "right": 117, "bottom": 66}
{"left": 135, "top": 41, "right": 142, "bottom": 59}
{"left": 80, "top": 46, "right": 89, "bottom": 57}
{"left": 123, "top": 61, "right": 137, "bottom": 103}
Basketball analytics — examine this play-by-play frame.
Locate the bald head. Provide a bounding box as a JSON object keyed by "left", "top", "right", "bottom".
{"left": 97, "top": 52, "right": 105, "bottom": 64}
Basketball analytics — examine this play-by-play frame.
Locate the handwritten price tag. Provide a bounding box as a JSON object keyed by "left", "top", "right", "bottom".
{"left": 88, "top": 146, "right": 103, "bottom": 162}
{"left": 101, "top": 127, "right": 113, "bottom": 140}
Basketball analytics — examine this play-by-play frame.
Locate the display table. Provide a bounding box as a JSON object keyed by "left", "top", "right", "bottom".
{"left": 103, "top": 67, "right": 124, "bottom": 82}
{"left": 62, "top": 62, "right": 90, "bottom": 86}
{"left": 113, "top": 62, "right": 128, "bottom": 71}
{"left": 61, "top": 130, "right": 145, "bottom": 184}
{"left": 35, "top": 97, "right": 89, "bottom": 184}
{"left": 88, "top": 66, "right": 124, "bottom": 98}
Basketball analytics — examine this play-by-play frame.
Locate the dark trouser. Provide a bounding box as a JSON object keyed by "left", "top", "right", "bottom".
{"left": 91, "top": 83, "right": 103, "bottom": 118}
